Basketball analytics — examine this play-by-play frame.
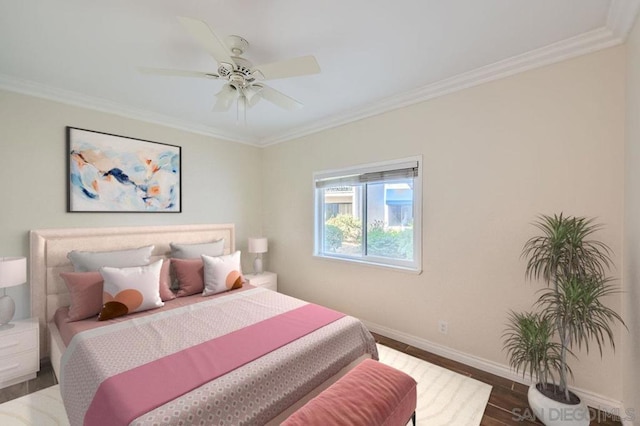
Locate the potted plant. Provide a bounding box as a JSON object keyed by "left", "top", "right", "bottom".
{"left": 503, "top": 213, "right": 625, "bottom": 426}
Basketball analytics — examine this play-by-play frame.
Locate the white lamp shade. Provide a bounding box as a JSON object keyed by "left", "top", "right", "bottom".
{"left": 248, "top": 238, "right": 268, "bottom": 254}
{"left": 0, "top": 257, "right": 27, "bottom": 289}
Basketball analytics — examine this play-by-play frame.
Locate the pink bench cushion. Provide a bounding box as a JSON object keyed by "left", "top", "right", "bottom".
{"left": 282, "top": 358, "right": 417, "bottom": 426}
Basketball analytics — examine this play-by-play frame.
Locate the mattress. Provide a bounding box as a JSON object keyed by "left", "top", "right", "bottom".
{"left": 57, "top": 287, "right": 378, "bottom": 425}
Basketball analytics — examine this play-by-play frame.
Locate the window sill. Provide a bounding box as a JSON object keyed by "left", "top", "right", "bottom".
{"left": 312, "top": 254, "right": 422, "bottom": 275}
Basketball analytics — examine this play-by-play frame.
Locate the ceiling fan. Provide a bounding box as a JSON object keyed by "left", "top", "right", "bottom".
{"left": 139, "top": 17, "right": 321, "bottom": 121}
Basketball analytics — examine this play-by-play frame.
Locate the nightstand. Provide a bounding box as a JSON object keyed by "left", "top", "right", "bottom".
{"left": 245, "top": 271, "right": 278, "bottom": 292}
{"left": 0, "top": 318, "right": 39, "bottom": 389}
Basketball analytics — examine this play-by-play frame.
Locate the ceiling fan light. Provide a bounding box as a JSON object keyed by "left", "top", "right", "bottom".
{"left": 243, "top": 85, "right": 262, "bottom": 101}
{"left": 212, "top": 83, "right": 237, "bottom": 112}
{"left": 237, "top": 94, "right": 247, "bottom": 125}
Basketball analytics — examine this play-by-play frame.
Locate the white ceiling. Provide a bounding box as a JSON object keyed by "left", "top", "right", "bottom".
{"left": 1, "top": 0, "right": 638, "bottom": 146}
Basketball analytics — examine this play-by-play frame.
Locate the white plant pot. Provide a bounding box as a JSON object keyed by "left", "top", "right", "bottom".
{"left": 528, "top": 384, "right": 590, "bottom": 426}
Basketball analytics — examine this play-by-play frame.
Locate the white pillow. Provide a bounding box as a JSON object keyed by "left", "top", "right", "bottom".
{"left": 170, "top": 240, "right": 224, "bottom": 259}
{"left": 68, "top": 245, "right": 154, "bottom": 272}
{"left": 98, "top": 259, "right": 164, "bottom": 320}
{"left": 202, "top": 251, "right": 244, "bottom": 296}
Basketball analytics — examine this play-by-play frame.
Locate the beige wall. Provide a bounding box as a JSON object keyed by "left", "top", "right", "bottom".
{"left": 0, "top": 90, "right": 263, "bottom": 320}
{"left": 624, "top": 14, "right": 640, "bottom": 422}
{"left": 263, "top": 47, "right": 626, "bottom": 401}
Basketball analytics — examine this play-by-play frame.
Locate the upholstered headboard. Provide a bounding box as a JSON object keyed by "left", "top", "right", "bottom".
{"left": 29, "top": 223, "right": 235, "bottom": 357}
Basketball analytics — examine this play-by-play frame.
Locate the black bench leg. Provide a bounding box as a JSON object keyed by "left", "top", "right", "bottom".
{"left": 411, "top": 411, "right": 416, "bottom": 425}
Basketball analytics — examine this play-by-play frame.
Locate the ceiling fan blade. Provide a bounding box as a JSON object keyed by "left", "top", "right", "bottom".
{"left": 213, "top": 83, "right": 237, "bottom": 112}
{"left": 138, "top": 67, "right": 219, "bottom": 79}
{"left": 177, "top": 16, "right": 236, "bottom": 67}
{"left": 253, "top": 55, "right": 320, "bottom": 81}
{"left": 257, "top": 84, "right": 303, "bottom": 111}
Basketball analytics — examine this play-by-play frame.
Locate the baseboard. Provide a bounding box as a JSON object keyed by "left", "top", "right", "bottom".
{"left": 622, "top": 413, "right": 635, "bottom": 426}
{"left": 364, "top": 320, "right": 627, "bottom": 420}
{"left": 620, "top": 402, "right": 636, "bottom": 426}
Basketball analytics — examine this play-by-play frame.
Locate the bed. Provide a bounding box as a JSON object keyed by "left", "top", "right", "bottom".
{"left": 29, "top": 224, "right": 377, "bottom": 425}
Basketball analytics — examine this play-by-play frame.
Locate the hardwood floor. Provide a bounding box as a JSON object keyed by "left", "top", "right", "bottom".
{"left": 0, "top": 337, "right": 624, "bottom": 426}
{"left": 372, "top": 332, "right": 623, "bottom": 426}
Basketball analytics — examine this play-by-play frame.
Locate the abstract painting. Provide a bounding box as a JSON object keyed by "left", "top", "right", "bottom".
{"left": 67, "top": 127, "right": 181, "bottom": 212}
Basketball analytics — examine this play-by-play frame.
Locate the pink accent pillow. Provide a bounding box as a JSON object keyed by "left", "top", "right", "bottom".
{"left": 159, "top": 259, "right": 175, "bottom": 301}
{"left": 172, "top": 258, "right": 204, "bottom": 297}
{"left": 60, "top": 271, "right": 104, "bottom": 322}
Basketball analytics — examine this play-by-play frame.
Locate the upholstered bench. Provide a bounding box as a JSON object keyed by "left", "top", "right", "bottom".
{"left": 282, "top": 358, "right": 417, "bottom": 426}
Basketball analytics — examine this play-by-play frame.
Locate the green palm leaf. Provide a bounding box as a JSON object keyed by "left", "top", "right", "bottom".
{"left": 502, "top": 311, "right": 568, "bottom": 384}
{"left": 537, "top": 276, "right": 626, "bottom": 356}
{"left": 505, "top": 213, "right": 625, "bottom": 402}
{"left": 522, "top": 214, "right": 612, "bottom": 285}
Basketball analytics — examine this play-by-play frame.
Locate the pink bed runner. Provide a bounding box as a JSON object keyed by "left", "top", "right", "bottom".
{"left": 84, "top": 303, "right": 345, "bottom": 426}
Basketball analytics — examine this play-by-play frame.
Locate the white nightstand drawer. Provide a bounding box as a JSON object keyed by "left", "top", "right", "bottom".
{"left": 0, "top": 350, "right": 39, "bottom": 382}
{"left": 0, "top": 327, "right": 38, "bottom": 358}
{"left": 245, "top": 271, "right": 278, "bottom": 292}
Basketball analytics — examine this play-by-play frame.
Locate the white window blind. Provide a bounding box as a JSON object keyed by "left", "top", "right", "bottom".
{"left": 315, "top": 161, "right": 419, "bottom": 188}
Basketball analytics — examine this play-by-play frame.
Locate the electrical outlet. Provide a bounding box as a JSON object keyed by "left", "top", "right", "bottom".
{"left": 438, "top": 320, "right": 448, "bottom": 335}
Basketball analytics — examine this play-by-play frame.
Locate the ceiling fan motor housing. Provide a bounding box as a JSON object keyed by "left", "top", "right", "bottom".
{"left": 226, "top": 35, "right": 249, "bottom": 56}
{"left": 218, "top": 55, "right": 254, "bottom": 86}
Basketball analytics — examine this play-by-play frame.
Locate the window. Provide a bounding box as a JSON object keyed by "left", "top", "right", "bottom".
{"left": 314, "top": 157, "right": 422, "bottom": 272}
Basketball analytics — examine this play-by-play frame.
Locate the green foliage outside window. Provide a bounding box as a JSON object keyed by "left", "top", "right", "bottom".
{"left": 367, "top": 221, "right": 413, "bottom": 259}
{"left": 326, "top": 214, "right": 362, "bottom": 243}
{"left": 324, "top": 225, "right": 343, "bottom": 252}
{"left": 325, "top": 215, "right": 413, "bottom": 259}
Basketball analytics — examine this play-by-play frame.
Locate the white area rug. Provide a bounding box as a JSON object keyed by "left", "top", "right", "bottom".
{"left": 0, "top": 345, "right": 492, "bottom": 426}
{"left": 0, "top": 385, "right": 68, "bottom": 425}
{"left": 378, "top": 344, "right": 493, "bottom": 426}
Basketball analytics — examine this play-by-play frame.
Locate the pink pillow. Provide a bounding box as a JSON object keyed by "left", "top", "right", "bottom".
{"left": 159, "top": 259, "right": 176, "bottom": 301}
{"left": 60, "top": 271, "right": 104, "bottom": 322}
{"left": 172, "top": 258, "right": 204, "bottom": 297}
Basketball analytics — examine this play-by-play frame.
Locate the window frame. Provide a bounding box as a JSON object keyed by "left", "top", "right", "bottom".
{"left": 313, "top": 156, "right": 422, "bottom": 273}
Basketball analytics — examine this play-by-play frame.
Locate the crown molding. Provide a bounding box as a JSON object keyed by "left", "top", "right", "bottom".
{"left": 1, "top": 1, "right": 638, "bottom": 147}
{"left": 261, "top": 26, "right": 623, "bottom": 145}
{"left": 0, "top": 74, "right": 259, "bottom": 146}
{"left": 261, "top": 0, "right": 640, "bottom": 146}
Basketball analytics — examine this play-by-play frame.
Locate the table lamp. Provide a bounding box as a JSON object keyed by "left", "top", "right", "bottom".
{"left": 0, "top": 256, "right": 27, "bottom": 329}
{"left": 248, "top": 238, "right": 268, "bottom": 274}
